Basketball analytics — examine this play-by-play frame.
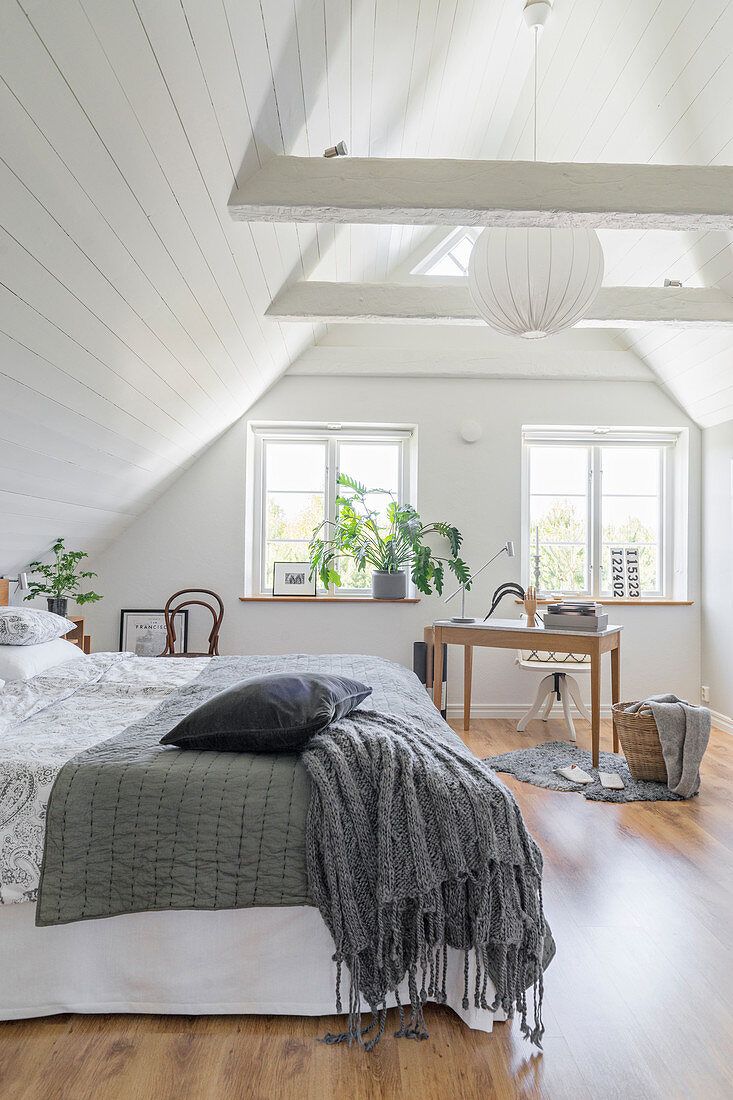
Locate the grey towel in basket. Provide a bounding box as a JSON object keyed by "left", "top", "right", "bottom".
{"left": 625, "top": 694, "right": 710, "bottom": 798}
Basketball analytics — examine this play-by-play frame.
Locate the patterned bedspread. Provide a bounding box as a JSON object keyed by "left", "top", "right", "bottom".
{"left": 0, "top": 654, "right": 208, "bottom": 904}
{"left": 0, "top": 652, "right": 433, "bottom": 906}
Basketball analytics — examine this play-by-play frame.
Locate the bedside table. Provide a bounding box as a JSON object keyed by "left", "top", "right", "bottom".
{"left": 68, "top": 616, "right": 92, "bottom": 654}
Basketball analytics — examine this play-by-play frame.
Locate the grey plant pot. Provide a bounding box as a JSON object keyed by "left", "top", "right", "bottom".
{"left": 372, "top": 570, "right": 407, "bottom": 600}
{"left": 47, "top": 598, "right": 69, "bottom": 617}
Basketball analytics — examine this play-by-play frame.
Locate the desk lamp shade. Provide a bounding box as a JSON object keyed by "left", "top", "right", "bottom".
{"left": 467, "top": 226, "right": 604, "bottom": 339}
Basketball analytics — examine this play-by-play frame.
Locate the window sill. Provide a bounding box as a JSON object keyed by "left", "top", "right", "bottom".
{"left": 514, "top": 598, "right": 693, "bottom": 607}
{"left": 240, "top": 595, "right": 421, "bottom": 604}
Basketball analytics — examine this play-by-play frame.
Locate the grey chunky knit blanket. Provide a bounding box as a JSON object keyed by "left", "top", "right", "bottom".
{"left": 303, "top": 710, "right": 552, "bottom": 1050}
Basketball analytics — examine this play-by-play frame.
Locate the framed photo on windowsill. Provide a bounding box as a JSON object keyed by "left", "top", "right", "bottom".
{"left": 272, "top": 562, "right": 317, "bottom": 598}
{"left": 119, "top": 609, "right": 189, "bottom": 656}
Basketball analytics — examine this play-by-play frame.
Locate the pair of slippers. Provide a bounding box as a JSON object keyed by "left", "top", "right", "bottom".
{"left": 555, "top": 763, "right": 624, "bottom": 790}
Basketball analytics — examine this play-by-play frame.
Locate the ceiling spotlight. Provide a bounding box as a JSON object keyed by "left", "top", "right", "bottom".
{"left": 323, "top": 141, "right": 348, "bottom": 158}
{"left": 664, "top": 278, "right": 683, "bottom": 288}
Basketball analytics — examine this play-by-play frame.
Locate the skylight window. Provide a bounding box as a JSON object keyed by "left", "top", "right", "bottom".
{"left": 411, "top": 228, "right": 480, "bottom": 277}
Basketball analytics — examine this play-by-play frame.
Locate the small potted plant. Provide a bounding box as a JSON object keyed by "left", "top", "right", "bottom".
{"left": 25, "top": 537, "right": 102, "bottom": 617}
{"left": 309, "top": 474, "right": 470, "bottom": 599}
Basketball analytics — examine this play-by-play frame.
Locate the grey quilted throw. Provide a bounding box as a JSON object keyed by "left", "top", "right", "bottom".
{"left": 36, "top": 653, "right": 551, "bottom": 1049}
{"left": 303, "top": 713, "right": 552, "bottom": 1049}
{"left": 625, "top": 694, "right": 710, "bottom": 798}
{"left": 36, "top": 656, "right": 316, "bottom": 923}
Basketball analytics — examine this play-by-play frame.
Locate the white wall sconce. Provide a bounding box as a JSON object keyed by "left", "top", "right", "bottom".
{"left": 459, "top": 420, "right": 483, "bottom": 443}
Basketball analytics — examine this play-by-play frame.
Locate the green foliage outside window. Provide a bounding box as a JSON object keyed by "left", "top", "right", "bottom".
{"left": 535, "top": 501, "right": 657, "bottom": 593}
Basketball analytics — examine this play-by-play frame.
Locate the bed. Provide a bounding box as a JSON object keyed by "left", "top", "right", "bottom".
{"left": 0, "top": 651, "right": 519, "bottom": 1031}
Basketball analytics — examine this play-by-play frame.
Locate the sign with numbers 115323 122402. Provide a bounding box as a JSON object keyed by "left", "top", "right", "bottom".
{"left": 610, "top": 547, "right": 640, "bottom": 598}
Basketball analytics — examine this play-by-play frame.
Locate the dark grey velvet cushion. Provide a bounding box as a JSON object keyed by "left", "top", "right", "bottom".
{"left": 160, "top": 672, "right": 372, "bottom": 752}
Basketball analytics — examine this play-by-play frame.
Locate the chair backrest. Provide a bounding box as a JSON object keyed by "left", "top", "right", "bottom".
{"left": 516, "top": 614, "right": 591, "bottom": 667}
{"left": 162, "top": 589, "right": 224, "bottom": 656}
{"left": 517, "top": 648, "right": 592, "bottom": 667}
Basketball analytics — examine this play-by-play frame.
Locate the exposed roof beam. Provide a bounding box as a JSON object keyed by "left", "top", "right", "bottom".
{"left": 288, "top": 345, "right": 653, "bottom": 383}
{"left": 267, "top": 282, "right": 733, "bottom": 329}
{"left": 229, "top": 156, "right": 733, "bottom": 232}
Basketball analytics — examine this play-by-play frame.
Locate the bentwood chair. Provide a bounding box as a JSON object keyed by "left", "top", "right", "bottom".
{"left": 162, "top": 589, "right": 224, "bottom": 657}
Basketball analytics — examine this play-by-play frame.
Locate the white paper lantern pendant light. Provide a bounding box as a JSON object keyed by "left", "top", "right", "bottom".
{"left": 468, "top": 1, "right": 604, "bottom": 339}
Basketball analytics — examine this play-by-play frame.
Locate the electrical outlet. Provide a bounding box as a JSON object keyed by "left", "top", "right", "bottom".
{"left": 701, "top": 685, "right": 710, "bottom": 702}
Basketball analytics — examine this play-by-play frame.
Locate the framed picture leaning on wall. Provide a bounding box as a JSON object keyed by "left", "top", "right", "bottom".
{"left": 119, "top": 609, "right": 189, "bottom": 656}
{"left": 272, "top": 562, "right": 317, "bottom": 597}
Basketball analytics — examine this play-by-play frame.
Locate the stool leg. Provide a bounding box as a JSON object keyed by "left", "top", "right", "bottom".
{"left": 540, "top": 690, "right": 555, "bottom": 721}
{"left": 518, "top": 675, "right": 555, "bottom": 732}
{"left": 559, "top": 676, "right": 577, "bottom": 742}
{"left": 566, "top": 675, "right": 591, "bottom": 722}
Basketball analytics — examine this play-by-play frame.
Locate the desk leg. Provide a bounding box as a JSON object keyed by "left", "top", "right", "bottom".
{"left": 590, "top": 650, "right": 601, "bottom": 769}
{"left": 433, "top": 628, "right": 444, "bottom": 713}
{"left": 463, "top": 645, "right": 473, "bottom": 732}
{"left": 611, "top": 641, "right": 620, "bottom": 753}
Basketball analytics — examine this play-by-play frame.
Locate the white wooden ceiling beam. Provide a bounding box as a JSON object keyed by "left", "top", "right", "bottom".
{"left": 288, "top": 345, "right": 653, "bottom": 382}
{"left": 267, "top": 282, "right": 733, "bottom": 330}
{"left": 229, "top": 156, "right": 733, "bottom": 232}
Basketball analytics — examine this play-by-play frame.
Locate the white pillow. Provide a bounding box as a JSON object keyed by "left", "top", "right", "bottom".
{"left": 0, "top": 607, "right": 76, "bottom": 646}
{"left": 0, "top": 638, "right": 82, "bottom": 681}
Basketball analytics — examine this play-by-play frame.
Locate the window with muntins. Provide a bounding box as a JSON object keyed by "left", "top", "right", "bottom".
{"left": 250, "top": 425, "right": 413, "bottom": 595}
{"left": 522, "top": 428, "right": 684, "bottom": 599}
{"left": 411, "top": 227, "right": 480, "bottom": 277}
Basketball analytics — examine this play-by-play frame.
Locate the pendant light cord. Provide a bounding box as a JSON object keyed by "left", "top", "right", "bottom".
{"left": 533, "top": 25, "right": 538, "bottom": 162}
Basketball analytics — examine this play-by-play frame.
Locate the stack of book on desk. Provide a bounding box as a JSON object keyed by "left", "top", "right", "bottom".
{"left": 543, "top": 601, "right": 608, "bottom": 632}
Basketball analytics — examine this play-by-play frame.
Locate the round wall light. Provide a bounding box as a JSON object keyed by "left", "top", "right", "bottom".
{"left": 460, "top": 420, "right": 483, "bottom": 443}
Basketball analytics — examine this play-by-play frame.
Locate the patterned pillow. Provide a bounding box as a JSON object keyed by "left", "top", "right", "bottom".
{"left": 0, "top": 607, "right": 75, "bottom": 646}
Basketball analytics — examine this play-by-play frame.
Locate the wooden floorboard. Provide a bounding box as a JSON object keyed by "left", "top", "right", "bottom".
{"left": 2, "top": 717, "right": 731, "bottom": 1100}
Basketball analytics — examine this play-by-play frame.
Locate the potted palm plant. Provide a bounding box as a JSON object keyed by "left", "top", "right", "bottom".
{"left": 309, "top": 474, "right": 470, "bottom": 599}
{"left": 25, "top": 537, "right": 102, "bottom": 617}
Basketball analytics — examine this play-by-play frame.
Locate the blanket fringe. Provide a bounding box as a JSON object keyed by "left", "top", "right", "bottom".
{"left": 324, "top": 920, "right": 546, "bottom": 1051}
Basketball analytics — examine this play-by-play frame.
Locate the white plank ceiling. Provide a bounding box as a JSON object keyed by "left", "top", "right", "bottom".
{"left": 1, "top": 0, "right": 732, "bottom": 570}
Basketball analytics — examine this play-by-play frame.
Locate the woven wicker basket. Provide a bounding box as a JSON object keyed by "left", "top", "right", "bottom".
{"left": 612, "top": 701, "right": 667, "bottom": 782}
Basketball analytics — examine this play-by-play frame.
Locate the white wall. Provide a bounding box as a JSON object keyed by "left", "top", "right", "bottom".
{"left": 84, "top": 375, "right": 701, "bottom": 714}
{"left": 701, "top": 422, "right": 733, "bottom": 726}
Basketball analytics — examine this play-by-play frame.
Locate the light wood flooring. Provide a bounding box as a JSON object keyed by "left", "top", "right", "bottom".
{"left": 2, "top": 717, "right": 731, "bottom": 1100}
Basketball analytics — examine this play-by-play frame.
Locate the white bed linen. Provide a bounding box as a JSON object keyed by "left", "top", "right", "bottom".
{"left": 0, "top": 902, "right": 502, "bottom": 1032}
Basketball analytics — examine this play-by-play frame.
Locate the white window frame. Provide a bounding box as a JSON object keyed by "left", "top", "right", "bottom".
{"left": 410, "top": 227, "right": 480, "bottom": 277}
{"left": 246, "top": 423, "right": 415, "bottom": 596}
{"left": 521, "top": 426, "right": 688, "bottom": 600}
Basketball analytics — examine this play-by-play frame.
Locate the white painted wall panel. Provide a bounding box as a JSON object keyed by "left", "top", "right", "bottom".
{"left": 82, "top": 374, "right": 701, "bottom": 712}
{"left": 701, "top": 422, "right": 733, "bottom": 722}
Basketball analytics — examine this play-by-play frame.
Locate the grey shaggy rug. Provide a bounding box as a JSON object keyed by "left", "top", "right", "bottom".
{"left": 484, "top": 741, "right": 686, "bottom": 803}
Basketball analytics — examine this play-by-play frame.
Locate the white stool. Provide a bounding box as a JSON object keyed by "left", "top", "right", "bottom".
{"left": 515, "top": 641, "right": 591, "bottom": 742}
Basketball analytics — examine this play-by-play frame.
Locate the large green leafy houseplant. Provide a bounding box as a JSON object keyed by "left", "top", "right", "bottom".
{"left": 25, "top": 537, "right": 102, "bottom": 614}
{"left": 308, "top": 474, "right": 471, "bottom": 596}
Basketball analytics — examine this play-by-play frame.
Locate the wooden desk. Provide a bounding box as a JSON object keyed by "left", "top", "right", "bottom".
{"left": 430, "top": 618, "right": 622, "bottom": 768}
